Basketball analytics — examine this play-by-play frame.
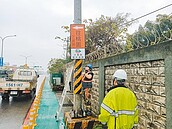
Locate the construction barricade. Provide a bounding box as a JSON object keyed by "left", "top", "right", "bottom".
{"left": 64, "top": 112, "right": 98, "bottom": 129}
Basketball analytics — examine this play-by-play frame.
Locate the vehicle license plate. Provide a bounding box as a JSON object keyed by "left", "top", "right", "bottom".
{"left": 10, "top": 91, "right": 18, "bottom": 95}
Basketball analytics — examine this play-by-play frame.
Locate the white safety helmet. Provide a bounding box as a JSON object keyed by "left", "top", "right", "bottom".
{"left": 113, "top": 69, "right": 127, "bottom": 80}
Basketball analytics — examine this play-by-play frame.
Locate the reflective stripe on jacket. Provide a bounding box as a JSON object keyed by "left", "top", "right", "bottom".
{"left": 98, "top": 87, "right": 138, "bottom": 129}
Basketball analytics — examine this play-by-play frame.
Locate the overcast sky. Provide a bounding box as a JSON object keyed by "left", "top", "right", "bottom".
{"left": 0, "top": 0, "right": 171, "bottom": 70}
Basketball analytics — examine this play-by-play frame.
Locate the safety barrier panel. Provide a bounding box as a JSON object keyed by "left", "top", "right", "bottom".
{"left": 22, "top": 77, "right": 46, "bottom": 129}
{"left": 73, "top": 59, "right": 82, "bottom": 94}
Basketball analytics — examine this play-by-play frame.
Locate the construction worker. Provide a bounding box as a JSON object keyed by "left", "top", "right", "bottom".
{"left": 82, "top": 64, "right": 94, "bottom": 115}
{"left": 98, "top": 69, "right": 138, "bottom": 129}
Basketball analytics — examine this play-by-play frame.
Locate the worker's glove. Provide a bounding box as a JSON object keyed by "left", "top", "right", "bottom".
{"left": 102, "top": 124, "right": 108, "bottom": 129}
{"left": 93, "top": 122, "right": 107, "bottom": 129}
{"left": 101, "top": 123, "right": 108, "bottom": 129}
{"left": 132, "top": 126, "right": 138, "bottom": 129}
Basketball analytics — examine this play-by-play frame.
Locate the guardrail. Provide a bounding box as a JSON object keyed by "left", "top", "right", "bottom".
{"left": 22, "top": 77, "right": 46, "bottom": 129}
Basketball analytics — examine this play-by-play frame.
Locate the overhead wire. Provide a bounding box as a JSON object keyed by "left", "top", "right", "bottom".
{"left": 119, "top": 3, "right": 172, "bottom": 27}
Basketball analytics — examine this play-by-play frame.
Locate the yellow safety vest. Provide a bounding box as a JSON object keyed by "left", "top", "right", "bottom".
{"left": 98, "top": 86, "right": 138, "bottom": 129}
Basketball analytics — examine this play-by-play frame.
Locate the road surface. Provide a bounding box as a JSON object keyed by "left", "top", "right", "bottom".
{"left": 0, "top": 75, "right": 45, "bottom": 129}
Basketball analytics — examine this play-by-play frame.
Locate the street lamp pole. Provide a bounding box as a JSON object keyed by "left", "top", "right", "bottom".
{"left": 0, "top": 35, "right": 16, "bottom": 58}
{"left": 20, "top": 55, "right": 32, "bottom": 65}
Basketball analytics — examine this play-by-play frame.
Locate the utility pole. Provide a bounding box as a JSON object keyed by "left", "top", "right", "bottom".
{"left": 55, "top": 36, "right": 69, "bottom": 60}
{"left": 74, "top": 0, "right": 82, "bottom": 24}
{"left": 66, "top": 37, "right": 69, "bottom": 60}
{"left": 73, "top": 0, "right": 82, "bottom": 114}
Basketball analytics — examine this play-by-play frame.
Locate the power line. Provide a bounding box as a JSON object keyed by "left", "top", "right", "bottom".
{"left": 120, "top": 3, "right": 172, "bottom": 26}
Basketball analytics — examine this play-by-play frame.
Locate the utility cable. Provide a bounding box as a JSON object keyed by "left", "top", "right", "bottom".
{"left": 120, "top": 3, "right": 172, "bottom": 26}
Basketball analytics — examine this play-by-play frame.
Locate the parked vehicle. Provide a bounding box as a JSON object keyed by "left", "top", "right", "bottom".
{"left": 33, "top": 65, "right": 44, "bottom": 75}
{"left": 0, "top": 70, "right": 9, "bottom": 80}
{"left": 49, "top": 73, "right": 64, "bottom": 91}
{"left": 0, "top": 66, "right": 38, "bottom": 100}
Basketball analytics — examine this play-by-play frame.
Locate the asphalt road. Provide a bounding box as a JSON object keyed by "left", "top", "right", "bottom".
{"left": 0, "top": 75, "right": 45, "bottom": 129}
{"left": 0, "top": 96, "right": 33, "bottom": 129}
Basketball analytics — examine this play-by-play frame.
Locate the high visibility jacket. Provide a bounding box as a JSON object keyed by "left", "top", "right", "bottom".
{"left": 98, "top": 86, "right": 138, "bottom": 129}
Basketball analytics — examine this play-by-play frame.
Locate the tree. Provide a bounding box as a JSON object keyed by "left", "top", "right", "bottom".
{"left": 60, "top": 13, "right": 133, "bottom": 54}
{"left": 83, "top": 14, "right": 132, "bottom": 54}
{"left": 47, "top": 58, "right": 66, "bottom": 73}
{"left": 55, "top": 36, "right": 71, "bottom": 63}
{"left": 126, "top": 14, "right": 172, "bottom": 50}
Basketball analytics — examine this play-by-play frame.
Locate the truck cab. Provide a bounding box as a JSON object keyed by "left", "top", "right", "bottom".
{"left": 13, "top": 68, "right": 38, "bottom": 82}
{"left": 0, "top": 67, "right": 38, "bottom": 100}
{"left": 0, "top": 70, "right": 9, "bottom": 80}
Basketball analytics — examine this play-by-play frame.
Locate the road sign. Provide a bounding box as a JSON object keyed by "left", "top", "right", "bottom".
{"left": 70, "top": 24, "right": 85, "bottom": 59}
{"left": 71, "top": 49, "right": 85, "bottom": 59}
{"left": 0, "top": 57, "right": 3, "bottom": 66}
{"left": 70, "top": 24, "right": 85, "bottom": 49}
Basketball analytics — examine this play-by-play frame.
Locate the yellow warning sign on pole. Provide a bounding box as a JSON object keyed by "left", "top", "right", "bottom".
{"left": 73, "top": 59, "right": 82, "bottom": 94}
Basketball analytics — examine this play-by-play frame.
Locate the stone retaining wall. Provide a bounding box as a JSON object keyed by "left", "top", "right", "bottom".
{"left": 91, "top": 68, "right": 99, "bottom": 117}
{"left": 86, "top": 40, "right": 172, "bottom": 129}
{"left": 104, "top": 60, "right": 166, "bottom": 128}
